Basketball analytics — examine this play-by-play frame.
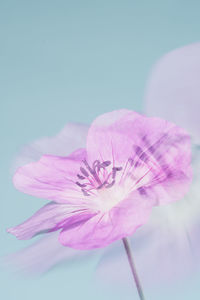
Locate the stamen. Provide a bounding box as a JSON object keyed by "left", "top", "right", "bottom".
{"left": 93, "top": 160, "right": 101, "bottom": 171}
{"left": 101, "top": 161, "right": 111, "bottom": 168}
{"left": 80, "top": 167, "right": 89, "bottom": 177}
{"left": 83, "top": 159, "right": 94, "bottom": 174}
{"left": 112, "top": 166, "right": 123, "bottom": 179}
{"left": 76, "top": 182, "right": 87, "bottom": 188}
{"left": 83, "top": 159, "right": 102, "bottom": 185}
{"left": 77, "top": 174, "right": 85, "bottom": 180}
{"left": 76, "top": 159, "right": 123, "bottom": 196}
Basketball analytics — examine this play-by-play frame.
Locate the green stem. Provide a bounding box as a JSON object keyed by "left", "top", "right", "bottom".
{"left": 122, "top": 238, "right": 146, "bottom": 300}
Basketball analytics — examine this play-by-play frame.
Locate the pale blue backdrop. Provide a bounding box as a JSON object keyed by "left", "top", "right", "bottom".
{"left": 1, "top": 1, "right": 200, "bottom": 299}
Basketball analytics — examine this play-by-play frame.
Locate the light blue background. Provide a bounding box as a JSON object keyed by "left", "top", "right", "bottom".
{"left": 1, "top": 1, "right": 200, "bottom": 299}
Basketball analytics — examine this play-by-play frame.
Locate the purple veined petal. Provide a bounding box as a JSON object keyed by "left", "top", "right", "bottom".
{"left": 144, "top": 42, "right": 200, "bottom": 143}
{"left": 148, "top": 163, "right": 192, "bottom": 206}
{"left": 7, "top": 201, "right": 95, "bottom": 240}
{"left": 12, "top": 123, "right": 89, "bottom": 173}
{"left": 59, "top": 189, "right": 155, "bottom": 250}
{"left": 87, "top": 109, "right": 192, "bottom": 205}
{"left": 96, "top": 145, "right": 200, "bottom": 285}
{"left": 13, "top": 148, "right": 89, "bottom": 204}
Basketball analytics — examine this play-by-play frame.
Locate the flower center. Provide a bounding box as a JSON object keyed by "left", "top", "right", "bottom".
{"left": 74, "top": 153, "right": 155, "bottom": 213}
{"left": 76, "top": 159, "right": 123, "bottom": 197}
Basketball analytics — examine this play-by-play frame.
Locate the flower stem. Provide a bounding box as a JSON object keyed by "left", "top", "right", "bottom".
{"left": 122, "top": 237, "right": 146, "bottom": 300}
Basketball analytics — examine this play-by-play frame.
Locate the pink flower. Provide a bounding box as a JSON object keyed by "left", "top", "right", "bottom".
{"left": 7, "top": 110, "right": 192, "bottom": 250}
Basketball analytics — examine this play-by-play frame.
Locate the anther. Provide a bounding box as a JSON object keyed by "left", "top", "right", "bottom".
{"left": 76, "top": 182, "right": 87, "bottom": 188}
{"left": 93, "top": 160, "right": 101, "bottom": 171}
{"left": 77, "top": 174, "right": 85, "bottom": 180}
{"left": 83, "top": 159, "right": 94, "bottom": 174}
{"left": 112, "top": 166, "right": 122, "bottom": 178}
{"left": 80, "top": 167, "right": 89, "bottom": 177}
{"left": 101, "top": 161, "right": 111, "bottom": 168}
{"left": 82, "top": 159, "right": 101, "bottom": 185}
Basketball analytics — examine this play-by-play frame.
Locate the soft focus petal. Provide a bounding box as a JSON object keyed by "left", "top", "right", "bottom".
{"left": 87, "top": 109, "right": 192, "bottom": 205}
{"left": 3, "top": 232, "right": 94, "bottom": 275}
{"left": 13, "top": 123, "right": 89, "bottom": 172}
{"left": 7, "top": 202, "right": 94, "bottom": 239}
{"left": 144, "top": 42, "right": 200, "bottom": 143}
{"left": 13, "top": 149, "right": 88, "bottom": 203}
{"left": 59, "top": 189, "right": 155, "bottom": 250}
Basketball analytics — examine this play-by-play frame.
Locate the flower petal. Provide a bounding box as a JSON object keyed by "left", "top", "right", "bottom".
{"left": 13, "top": 148, "right": 88, "bottom": 204}
{"left": 87, "top": 109, "right": 192, "bottom": 204}
{"left": 95, "top": 148, "right": 200, "bottom": 286}
{"left": 144, "top": 42, "right": 200, "bottom": 143}
{"left": 4, "top": 232, "right": 82, "bottom": 275}
{"left": 13, "top": 122, "right": 89, "bottom": 173}
{"left": 59, "top": 189, "right": 155, "bottom": 249}
{"left": 86, "top": 109, "right": 141, "bottom": 164}
{"left": 7, "top": 202, "right": 94, "bottom": 240}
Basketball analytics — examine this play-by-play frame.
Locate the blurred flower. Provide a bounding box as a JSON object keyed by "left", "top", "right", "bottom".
{"left": 144, "top": 42, "right": 200, "bottom": 235}
{"left": 12, "top": 122, "right": 89, "bottom": 172}
{"left": 144, "top": 42, "right": 200, "bottom": 144}
{"left": 7, "top": 110, "right": 192, "bottom": 251}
